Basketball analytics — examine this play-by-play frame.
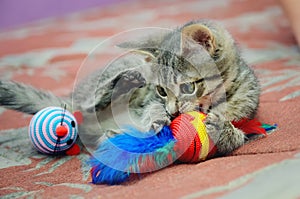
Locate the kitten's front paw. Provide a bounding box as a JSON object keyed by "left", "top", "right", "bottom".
{"left": 111, "top": 70, "right": 146, "bottom": 98}
{"left": 141, "top": 102, "right": 171, "bottom": 133}
{"left": 105, "top": 129, "right": 122, "bottom": 137}
{"left": 204, "top": 112, "right": 224, "bottom": 143}
{"left": 205, "top": 113, "right": 245, "bottom": 155}
{"left": 119, "top": 70, "right": 146, "bottom": 89}
{"left": 216, "top": 122, "right": 245, "bottom": 155}
{"left": 123, "top": 70, "right": 144, "bottom": 81}
{"left": 151, "top": 118, "right": 171, "bottom": 132}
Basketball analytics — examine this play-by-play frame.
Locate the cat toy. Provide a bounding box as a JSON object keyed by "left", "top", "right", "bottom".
{"left": 28, "top": 106, "right": 81, "bottom": 155}
{"left": 90, "top": 111, "right": 277, "bottom": 185}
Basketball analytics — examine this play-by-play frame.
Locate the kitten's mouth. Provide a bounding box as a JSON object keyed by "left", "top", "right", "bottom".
{"left": 169, "top": 111, "right": 180, "bottom": 120}
{"left": 168, "top": 104, "right": 203, "bottom": 120}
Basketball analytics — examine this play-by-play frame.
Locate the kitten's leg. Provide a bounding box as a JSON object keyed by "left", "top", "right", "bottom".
{"left": 81, "top": 70, "right": 146, "bottom": 112}
{"left": 205, "top": 112, "right": 245, "bottom": 155}
{"left": 216, "top": 122, "right": 245, "bottom": 155}
{"left": 140, "top": 101, "right": 171, "bottom": 132}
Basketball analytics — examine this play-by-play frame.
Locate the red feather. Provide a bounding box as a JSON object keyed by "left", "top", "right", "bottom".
{"left": 232, "top": 118, "right": 267, "bottom": 136}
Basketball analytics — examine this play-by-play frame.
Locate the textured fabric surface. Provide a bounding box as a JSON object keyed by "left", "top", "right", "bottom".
{"left": 1, "top": 0, "right": 300, "bottom": 198}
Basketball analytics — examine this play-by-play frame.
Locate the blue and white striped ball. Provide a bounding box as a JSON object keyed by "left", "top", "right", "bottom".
{"left": 28, "top": 107, "right": 78, "bottom": 154}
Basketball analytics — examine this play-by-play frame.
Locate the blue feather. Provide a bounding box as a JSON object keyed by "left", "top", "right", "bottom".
{"left": 90, "top": 126, "right": 177, "bottom": 185}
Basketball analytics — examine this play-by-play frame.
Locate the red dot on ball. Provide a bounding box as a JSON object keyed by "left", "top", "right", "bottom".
{"left": 56, "top": 126, "right": 68, "bottom": 137}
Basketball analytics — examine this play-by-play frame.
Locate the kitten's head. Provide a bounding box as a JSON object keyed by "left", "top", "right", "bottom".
{"left": 120, "top": 20, "right": 232, "bottom": 118}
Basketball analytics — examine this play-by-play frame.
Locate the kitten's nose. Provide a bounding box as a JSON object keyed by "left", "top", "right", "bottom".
{"left": 196, "top": 104, "right": 203, "bottom": 112}
{"left": 167, "top": 100, "right": 179, "bottom": 119}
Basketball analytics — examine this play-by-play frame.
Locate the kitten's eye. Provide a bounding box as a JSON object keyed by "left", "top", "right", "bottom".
{"left": 180, "top": 82, "right": 196, "bottom": 94}
{"left": 156, "top": 86, "right": 167, "bottom": 97}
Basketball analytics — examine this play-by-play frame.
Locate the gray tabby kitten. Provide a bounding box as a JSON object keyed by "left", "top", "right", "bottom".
{"left": 0, "top": 20, "right": 260, "bottom": 155}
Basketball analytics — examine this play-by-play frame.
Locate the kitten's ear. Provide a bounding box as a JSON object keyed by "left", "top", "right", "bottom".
{"left": 117, "top": 30, "right": 168, "bottom": 61}
{"left": 130, "top": 49, "right": 156, "bottom": 62}
{"left": 181, "top": 24, "right": 216, "bottom": 55}
{"left": 117, "top": 41, "right": 157, "bottom": 62}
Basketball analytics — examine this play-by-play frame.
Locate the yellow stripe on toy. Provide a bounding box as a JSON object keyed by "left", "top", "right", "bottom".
{"left": 186, "top": 112, "right": 209, "bottom": 161}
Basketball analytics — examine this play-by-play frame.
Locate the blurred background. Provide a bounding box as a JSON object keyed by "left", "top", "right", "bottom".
{"left": 0, "top": 0, "right": 124, "bottom": 30}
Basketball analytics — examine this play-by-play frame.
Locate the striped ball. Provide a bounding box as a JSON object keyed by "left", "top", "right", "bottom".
{"left": 28, "top": 107, "right": 78, "bottom": 154}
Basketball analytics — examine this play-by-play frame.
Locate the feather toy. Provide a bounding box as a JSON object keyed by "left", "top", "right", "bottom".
{"left": 90, "top": 111, "right": 276, "bottom": 185}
